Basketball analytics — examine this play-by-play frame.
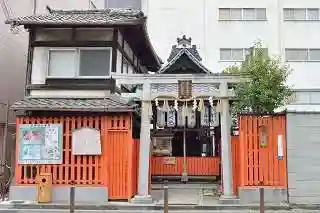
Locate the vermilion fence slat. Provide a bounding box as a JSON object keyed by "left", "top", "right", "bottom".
{"left": 238, "top": 115, "right": 287, "bottom": 188}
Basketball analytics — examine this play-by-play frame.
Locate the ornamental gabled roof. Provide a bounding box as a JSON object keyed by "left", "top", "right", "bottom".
{"left": 158, "top": 35, "right": 211, "bottom": 74}
{"left": 158, "top": 48, "right": 211, "bottom": 74}
{"left": 167, "top": 35, "right": 202, "bottom": 62}
{"left": 5, "top": 8, "right": 145, "bottom": 26}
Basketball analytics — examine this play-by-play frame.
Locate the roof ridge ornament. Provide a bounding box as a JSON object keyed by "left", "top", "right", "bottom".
{"left": 177, "top": 35, "right": 192, "bottom": 48}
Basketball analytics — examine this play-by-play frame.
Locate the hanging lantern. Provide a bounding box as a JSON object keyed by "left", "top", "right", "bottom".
{"left": 216, "top": 100, "right": 222, "bottom": 113}
{"left": 155, "top": 98, "right": 159, "bottom": 110}
{"left": 177, "top": 105, "right": 185, "bottom": 127}
{"left": 167, "top": 105, "right": 176, "bottom": 127}
{"left": 198, "top": 99, "right": 204, "bottom": 112}
{"left": 157, "top": 108, "right": 166, "bottom": 128}
{"left": 174, "top": 99, "right": 178, "bottom": 111}
{"left": 209, "top": 96, "right": 214, "bottom": 107}
{"left": 163, "top": 100, "right": 169, "bottom": 111}
{"left": 182, "top": 101, "right": 187, "bottom": 118}
{"left": 148, "top": 101, "right": 153, "bottom": 118}
{"left": 192, "top": 99, "right": 197, "bottom": 111}
{"left": 201, "top": 105, "right": 210, "bottom": 126}
{"left": 187, "top": 106, "right": 196, "bottom": 128}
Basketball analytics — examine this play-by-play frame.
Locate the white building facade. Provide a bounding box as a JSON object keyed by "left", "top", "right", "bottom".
{"left": 144, "top": 0, "right": 320, "bottom": 90}
{"left": 144, "top": 0, "right": 320, "bottom": 205}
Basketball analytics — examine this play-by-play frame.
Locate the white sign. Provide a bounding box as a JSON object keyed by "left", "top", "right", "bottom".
{"left": 277, "top": 134, "right": 283, "bottom": 160}
{"left": 72, "top": 127, "right": 102, "bottom": 155}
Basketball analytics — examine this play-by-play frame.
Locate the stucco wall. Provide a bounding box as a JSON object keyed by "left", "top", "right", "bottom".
{"left": 287, "top": 113, "right": 320, "bottom": 204}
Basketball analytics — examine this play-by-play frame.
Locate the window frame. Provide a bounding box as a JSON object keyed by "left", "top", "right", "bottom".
{"left": 285, "top": 48, "right": 320, "bottom": 62}
{"left": 218, "top": 8, "right": 267, "bottom": 21}
{"left": 284, "top": 8, "right": 320, "bottom": 21}
{"left": 219, "top": 48, "right": 268, "bottom": 62}
{"left": 46, "top": 47, "right": 112, "bottom": 79}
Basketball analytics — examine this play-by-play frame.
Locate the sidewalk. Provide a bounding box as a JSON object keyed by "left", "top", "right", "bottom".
{"left": 0, "top": 200, "right": 291, "bottom": 211}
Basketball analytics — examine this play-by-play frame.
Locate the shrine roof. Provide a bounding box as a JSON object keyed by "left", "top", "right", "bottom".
{"left": 158, "top": 48, "right": 211, "bottom": 74}
{"left": 10, "top": 96, "right": 137, "bottom": 112}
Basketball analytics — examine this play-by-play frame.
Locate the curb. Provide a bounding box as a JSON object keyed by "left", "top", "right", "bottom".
{"left": 290, "top": 204, "right": 320, "bottom": 210}
{"left": 3, "top": 203, "right": 292, "bottom": 211}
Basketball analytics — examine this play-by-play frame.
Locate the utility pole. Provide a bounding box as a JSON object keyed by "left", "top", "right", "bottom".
{"left": 1, "top": 101, "right": 9, "bottom": 173}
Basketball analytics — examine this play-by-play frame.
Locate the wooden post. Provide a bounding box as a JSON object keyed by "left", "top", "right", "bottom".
{"left": 181, "top": 115, "right": 188, "bottom": 183}
{"left": 259, "top": 181, "right": 265, "bottom": 213}
{"left": 163, "top": 180, "right": 169, "bottom": 213}
{"left": 70, "top": 181, "right": 75, "bottom": 213}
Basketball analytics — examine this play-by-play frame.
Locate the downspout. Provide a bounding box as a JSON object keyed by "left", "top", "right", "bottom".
{"left": 32, "top": 0, "right": 36, "bottom": 14}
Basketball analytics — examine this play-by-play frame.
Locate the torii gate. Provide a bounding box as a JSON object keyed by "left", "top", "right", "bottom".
{"left": 112, "top": 73, "right": 243, "bottom": 203}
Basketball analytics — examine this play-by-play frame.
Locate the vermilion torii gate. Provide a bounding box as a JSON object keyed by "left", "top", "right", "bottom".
{"left": 112, "top": 73, "right": 243, "bottom": 203}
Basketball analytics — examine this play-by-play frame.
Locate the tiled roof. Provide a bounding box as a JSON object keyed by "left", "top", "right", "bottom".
{"left": 10, "top": 97, "right": 136, "bottom": 112}
{"left": 159, "top": 48, "right": 211, "bottom": 74}
{"left": 5, "top": 8, "right": 145, "bottom": 26}
{"left": 167, "top": 46, "right": 202, "bottom": 62}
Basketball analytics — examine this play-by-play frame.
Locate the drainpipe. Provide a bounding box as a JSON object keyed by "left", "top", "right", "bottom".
{"left": 32, "top": 0, "right": 36, "bottom": 14}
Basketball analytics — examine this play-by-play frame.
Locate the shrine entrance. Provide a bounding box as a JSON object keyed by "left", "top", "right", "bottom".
{"left": 150, "top": 99, "right": 222, "bottom": 181}
{"left": 114, "top": 35, "right": 243, "bottom": 202}
{"left": 149, "top": 36, "right": 222, "bottom": 182}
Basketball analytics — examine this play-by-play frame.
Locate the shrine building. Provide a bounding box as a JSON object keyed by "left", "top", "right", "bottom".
{"left": 6, "top": 8, "right": 288, "bottom": 205}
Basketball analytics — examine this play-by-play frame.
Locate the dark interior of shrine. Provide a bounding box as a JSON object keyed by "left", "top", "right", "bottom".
{"left": 171, "top": 122, "right": 221, "bottom": 157}
{"left": 151, "top": 100, "right": 222, "bottom": 157}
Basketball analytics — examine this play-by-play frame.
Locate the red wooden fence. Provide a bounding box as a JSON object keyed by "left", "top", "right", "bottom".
{"left": 239, "top": 115, "right": 287, "bottom": 188}
{"left": 15, "top": 114, "right": 138, "bottom": 200}
{"left": 151, "top": 156, "right": 220, "bottom": 176}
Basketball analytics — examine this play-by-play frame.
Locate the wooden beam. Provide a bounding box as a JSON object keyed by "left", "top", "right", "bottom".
{"left": 31, "top": 41, "right": 114, "bottom": 47}
{"left": 121, "top": 91, "right": 236, "bottom": 100}
{"left": 112, "top": 73, "right": 246, "bottom": 84}
{"left": 111, "top": 28, "right": 118, "bottom": 73}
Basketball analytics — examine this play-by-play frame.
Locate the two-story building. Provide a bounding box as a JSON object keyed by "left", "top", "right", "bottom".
{"left": 6, "top": 7, "right": 161, "bottom": 203}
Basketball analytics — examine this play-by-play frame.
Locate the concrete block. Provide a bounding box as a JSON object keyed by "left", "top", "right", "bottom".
{"left": 239, "top": 187, "right": 288, "bottom": 204}
{"left": 9, "top": 185, "right": 108, "bottom": 204}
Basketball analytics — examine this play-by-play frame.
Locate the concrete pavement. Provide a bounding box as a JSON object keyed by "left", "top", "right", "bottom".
{"left": 0, "top": 209, "right": 319, "bottom": 213}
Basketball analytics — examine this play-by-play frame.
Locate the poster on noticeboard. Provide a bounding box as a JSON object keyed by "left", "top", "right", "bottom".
{"left": 18, "top": 124, "right": 63, "bottom": 165}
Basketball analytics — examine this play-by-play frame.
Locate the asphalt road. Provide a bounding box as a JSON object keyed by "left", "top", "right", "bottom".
{"left": 0, "top": 210, "right": 319, "bottom": 213}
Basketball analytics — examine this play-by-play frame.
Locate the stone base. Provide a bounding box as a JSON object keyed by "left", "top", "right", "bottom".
{"left": 239, "top": 187, "right": 288, "bottom": 205}
{"left": 131, "top": 195, "right": 153, "bottom": 204}
{"left": 9, "top": 185, "right": 108, "bottom": 204}
{"left": 219, "top": 195, "right": 240, "bottom": 204}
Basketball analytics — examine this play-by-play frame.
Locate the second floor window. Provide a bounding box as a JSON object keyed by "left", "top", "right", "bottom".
{"left": 285, "top": 49, "right": 320, "bottom": 61}
{"left": 48, "top": 48, "right": 112, "bottom": 78}
{"left": 219, "top": 8, "right": 267, "bottom": 21}
{"left": 284, "top": 8, "right": 320, "bottom": 21}
{"left": 220, "top": 48, "right": 268, "bottom": 61}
